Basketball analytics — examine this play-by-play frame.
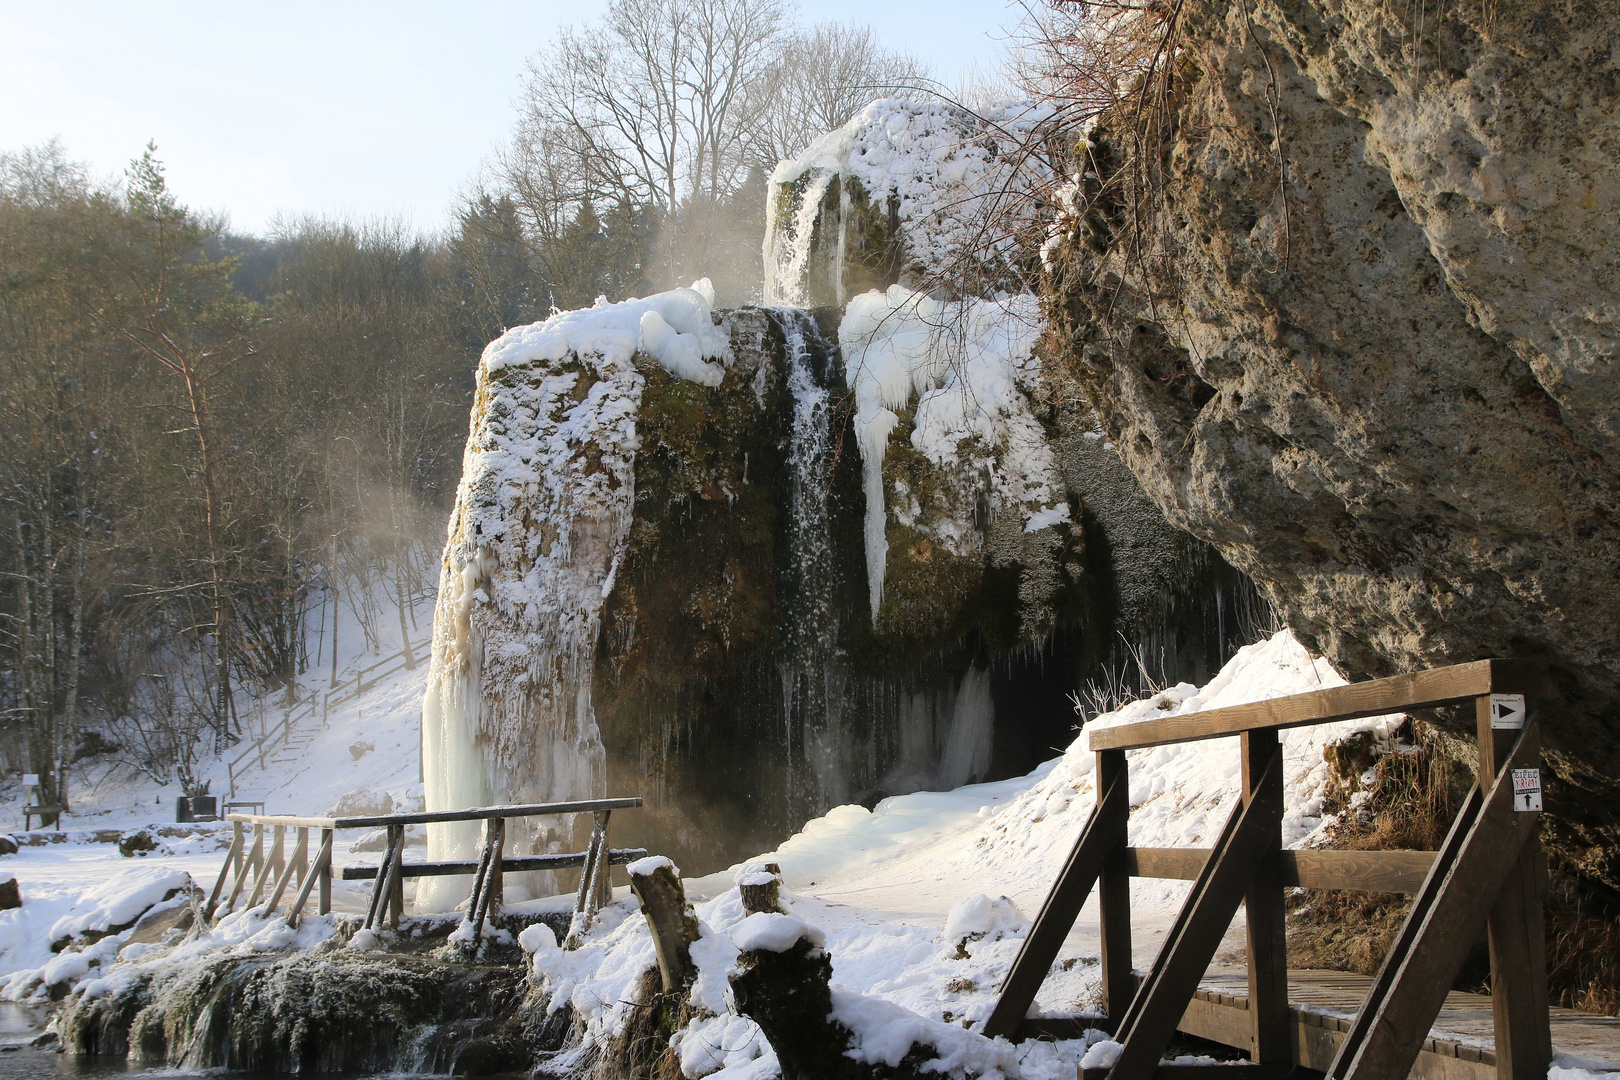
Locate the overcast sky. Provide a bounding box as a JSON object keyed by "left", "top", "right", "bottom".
{"left": 1, "top": 0, "right": 1023, "bottom": 236}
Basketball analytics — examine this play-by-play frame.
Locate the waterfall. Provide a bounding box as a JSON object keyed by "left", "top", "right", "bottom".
{"left": 769, "top": 308, "right": 849, "bottom": 821}
{"left": 764, "top": 167, "right": 838, "bottom": 306}
{"left": 937, "top": 664, "right": 994, "bottom": 790}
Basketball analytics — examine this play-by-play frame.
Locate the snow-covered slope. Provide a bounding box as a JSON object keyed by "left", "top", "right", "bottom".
{"left": 0, "top": 591, "right": 435, "bottom": 996}
{"left": 529, "top": 630, "right": 1407, "bottom": 1078}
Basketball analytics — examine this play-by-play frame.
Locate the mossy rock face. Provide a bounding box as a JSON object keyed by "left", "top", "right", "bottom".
{"left": 585, "top": 307, "right": 1263, "bottom": 873}
{"left": 59, "top": 949, "right": 533, "bottom": 1074}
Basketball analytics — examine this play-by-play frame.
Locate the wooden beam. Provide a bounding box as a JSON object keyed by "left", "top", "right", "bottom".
{"left": 224, "top": 795, "right": 644, "bottom": 831}
{"left": 204, "top": 823, "right": 244, "bottom": 921}
{"left": 1329, "top": 724, "right": 1543, "bottom": 1080}
{"left": 1123, "top": 848, "right": 1436, "bottom": 893}
{"left": 338, "top": 848, "right": 650, "bottom": 879}
{"left": 983, "top": 768, "right": 1130, "bottom": 1039}
{"left": 1087, "top": 660, "right": 1535, "bottom": 752}
{"left": 1244, "top": 730, "right": 1291, "bottom": 1064}
{"left": 1098, "top": 750, "right": 1135, "bottom": 1019}
{"left": 1109, "top": 745, "right": 1285, "bottom": 1080}
{"left": 1476, "top": 685, "right": 1552, "bottom": 1080}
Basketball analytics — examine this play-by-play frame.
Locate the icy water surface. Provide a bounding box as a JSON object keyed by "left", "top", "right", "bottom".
{"left": 0, "top": 1005, "right": 447, "bottom": 1080}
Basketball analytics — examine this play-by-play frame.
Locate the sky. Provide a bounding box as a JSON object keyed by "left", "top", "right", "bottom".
{"left": 1, "top": 0, "right": 1025, "bottom": 237}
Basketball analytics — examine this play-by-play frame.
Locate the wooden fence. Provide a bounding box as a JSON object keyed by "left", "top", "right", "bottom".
{"left": 203, "top": 797, "right": 645, "bottom": 946}
{"left": 985, "top": 658, "right": 1551, "bottom": 1080}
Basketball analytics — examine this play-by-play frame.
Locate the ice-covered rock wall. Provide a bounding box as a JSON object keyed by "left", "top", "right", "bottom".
{"left": 421, "top": 101, "right": 1264, "bottom": 888}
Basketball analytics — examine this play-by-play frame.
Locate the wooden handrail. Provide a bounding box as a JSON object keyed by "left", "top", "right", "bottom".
{"left": 1087, "top": 658, "right": 1536, "bottom": 751}
{"left": 1123, "top": 847, "right": 1437, "bottom": 893}
{"left": 226, "top": 796, "right": 644, "bottom": 831}
{"left": 987, "top": 658, "right": 1552, "bottom": 1080}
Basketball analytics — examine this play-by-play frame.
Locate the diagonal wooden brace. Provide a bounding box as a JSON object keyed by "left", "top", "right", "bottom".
{"left": 983, "top": 767, "right": 1131, "bottom": 1038}
{"left": 1328, "top": 723, "right": 1543, "bottom": 1080}
{"left": 1108, "top": 743, "right": 1285, "bottom": 1080}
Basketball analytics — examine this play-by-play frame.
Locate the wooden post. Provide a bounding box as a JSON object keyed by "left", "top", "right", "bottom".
{"left": 364, "top": 828, "right": 401, "bottom": 930}
{"left": 1097, "top": 749, "right": 1135, "bottom": 1020}
{"left": 630, "top": 859, "right": 699, "bottom": 994}
{"left": 1242, "top": 729, "right": 1291, "bottom": 1063}
{"left": 286, "top": 828, "right": 334, "bottom": 927}
{"left": 1476, "top": 687, "right": 1552, "bottom": 1080}
{"left": 595, "top": 810, "right": 613, "bottom": 910}
{"left": 318, "top": 828, "right": 333, "bottom": 915}
{"left": 388, "top": 823, "right": 405, "bottom": 928}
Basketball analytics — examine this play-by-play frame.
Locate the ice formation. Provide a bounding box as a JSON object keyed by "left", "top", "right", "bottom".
{"left": 419, "top": 282, "right": 730, "bottom": 911}
{"left": 839, "top": 286, "right": 1064, "bottom": 618}
{"left": 765, "top": 97, "right": 1056, "bottom": 305}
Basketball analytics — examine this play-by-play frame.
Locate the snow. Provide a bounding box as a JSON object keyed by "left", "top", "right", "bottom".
{"left": 46, "top": 864, "right": 191, "bottom": 945}
{"left": 766, "top": 98, "right": 1056, "bottom": 304}
{"left": 482, "top": 281, "right": 729, "bottom": 386}
{"left": 628, "top": 855, "right": 675, "bottom": 877}
{"left": 730, "top": 912, "right": 824, "bottom": 953}
{"left": 529, "top": 629, "right": 1422, "bottom": 1078}
{"left": 0, "top": 585, "right": 441, "bottom": 1001}
{"left": 838, "top": 287, "right": 1064, "bottom": 618}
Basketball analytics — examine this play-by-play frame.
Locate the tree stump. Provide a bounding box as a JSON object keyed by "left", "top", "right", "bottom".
{"left": 739, "top": 862, "right": 782, "bottom": 915}
{"left": 628, "top": 858, "right": 699, "bottom": 994}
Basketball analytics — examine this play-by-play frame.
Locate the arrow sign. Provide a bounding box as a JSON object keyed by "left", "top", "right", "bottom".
{"left": 1490, "top": 693, "right": 1526, "bottom": 730}
{"left": 1511, "top": 768, "right": 1542, "bottom": 812}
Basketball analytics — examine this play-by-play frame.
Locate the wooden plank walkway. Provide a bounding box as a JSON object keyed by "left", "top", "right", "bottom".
{"left": 1176, "top": 968, "right": 1620, "bottom": 1078}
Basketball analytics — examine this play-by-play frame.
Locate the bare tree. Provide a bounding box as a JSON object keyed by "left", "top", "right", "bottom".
{"left": 749, "top": 22, "right": 930, "bottom": 168}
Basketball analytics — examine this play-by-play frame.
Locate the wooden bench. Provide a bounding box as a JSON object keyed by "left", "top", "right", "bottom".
{"left": 24, "top": 804, "right": 61, "bottom": 830}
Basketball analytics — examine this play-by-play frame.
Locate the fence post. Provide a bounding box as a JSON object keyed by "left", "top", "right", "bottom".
{"left": 1242, "top": 728, "right": 1291, "bottom": 1063}
{"left": 1477, "top": 680, "right": 1552, "bottom": 1080}
{"left": 319, "top": 827, "right": 333, "bottom": 915}
{"left": 1096, "top": 749, "right": 1134, "bottom": 1019}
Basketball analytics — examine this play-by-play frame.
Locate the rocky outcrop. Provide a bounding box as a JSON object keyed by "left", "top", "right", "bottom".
{"left": 1043, "top": 0, "right": 1620, "bottom": 882}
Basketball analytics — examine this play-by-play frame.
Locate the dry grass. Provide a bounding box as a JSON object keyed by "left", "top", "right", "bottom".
{"left": 1286, "top": 719, "right": 1479, "bottom": 980}
{"left": 1287, "top": 720, "right": 1620, "bottom": 1016}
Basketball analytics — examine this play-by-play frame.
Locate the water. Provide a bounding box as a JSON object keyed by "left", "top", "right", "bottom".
{"left": 0, "top": 1005, "right": 449, "bottom": 1080}
{"left": 770, "top": 308, "right": 849, "bottom": 823}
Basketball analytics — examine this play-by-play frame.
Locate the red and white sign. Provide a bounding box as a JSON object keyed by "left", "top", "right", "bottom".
{"left": 1511, "top": 768, "right": 1542, "bottom": 812}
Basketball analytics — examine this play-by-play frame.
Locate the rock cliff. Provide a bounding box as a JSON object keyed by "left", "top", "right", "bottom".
{"left": 1043, "top": 0, "right": 1620, "bottom": 883}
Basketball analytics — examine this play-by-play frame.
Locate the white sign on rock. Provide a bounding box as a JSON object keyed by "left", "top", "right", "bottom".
{"left": 1489, "top": 694, "right": 1526, "bottom": 730}
{"left": 1511, "top": 768, "right": 1543, "bottom": 812}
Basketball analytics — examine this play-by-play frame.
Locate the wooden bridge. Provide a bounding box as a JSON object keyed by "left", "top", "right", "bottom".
{"left": 203, "top": 796, "right": 644, "bottom": 945}
{"left": 986, "top": 658, "right": 1618, "bottom": 1080}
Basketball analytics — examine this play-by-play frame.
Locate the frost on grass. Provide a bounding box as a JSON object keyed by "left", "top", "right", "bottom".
{"left": 418, "top": 282, "right": 730, "bottom": 911}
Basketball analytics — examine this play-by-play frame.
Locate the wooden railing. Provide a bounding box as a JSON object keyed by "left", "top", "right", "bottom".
{"left": 226, "top": 644, "right": 419, "bottom": 798}
{"left": 203, "top": 797, "right": 644, "bottom": 948}
{"left": 985, "top": 658, "right": 1551, "bottom": 1080}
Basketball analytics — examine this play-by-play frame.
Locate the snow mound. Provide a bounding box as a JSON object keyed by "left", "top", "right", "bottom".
{"left": 482, "top": 281, "right": 729, "bottom": 386}
{"left": 47, "top": 865, "right": 192, "bottom": 945}
{"left": 768, "top": 98, "right": 1055, "bottom": 302}
{"left": 731, "top": 912, "right": 824, "bottom": 953}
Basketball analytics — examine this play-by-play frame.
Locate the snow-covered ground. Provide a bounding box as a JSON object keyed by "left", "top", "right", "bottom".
{"left": 0, "top": 589, "right": 435, "bottom": 1001}
{"left": 2, "top": 625, "right": 1615, "bottom": 1079}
